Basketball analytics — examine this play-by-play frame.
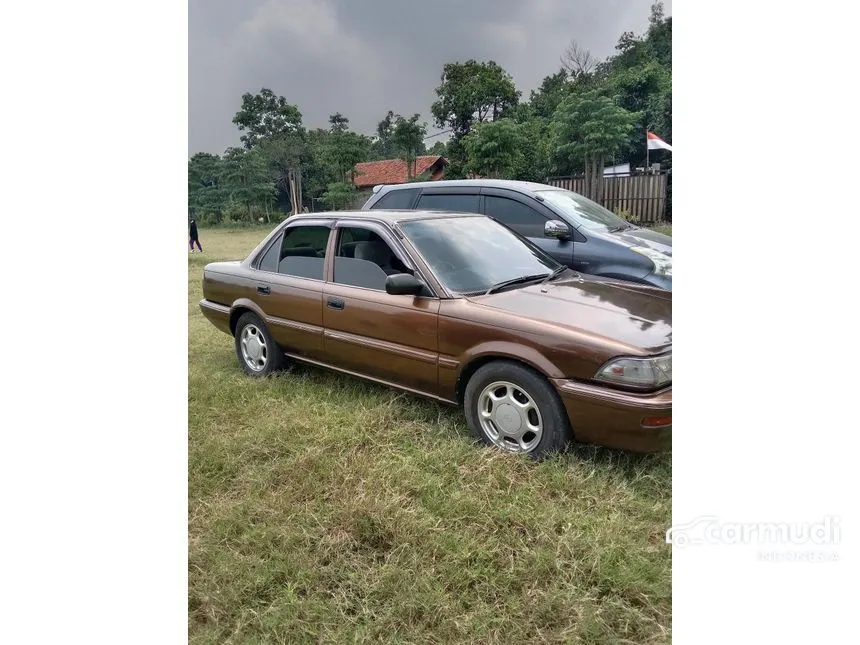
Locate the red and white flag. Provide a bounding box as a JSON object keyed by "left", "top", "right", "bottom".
{"left": 647, "top": 131, "right": 673, "bottom": 151}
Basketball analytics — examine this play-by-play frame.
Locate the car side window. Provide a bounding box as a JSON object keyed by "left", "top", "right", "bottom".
{"left": 370, "top": 188, "right": 418, "bottom": 209}
{"left": 258, "top": 233, "right": 283, "bottom": 272}
{"left": 277, "top": 225, "right": 330, "bottom": 280}
{"left": 415, "top": 193, "right": 480, "bottom": 213}
{"left": 484, "top": 196, "right": 549, "bottom": 238}
{"left": 334, "top": 227, "right": 409, "bottom": 291}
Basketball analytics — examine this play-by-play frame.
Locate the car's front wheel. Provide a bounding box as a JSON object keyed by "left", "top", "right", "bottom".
{"left": 463, "top": 361, "right": 571, "bottom": 459}
{"left": 234, "top": 312, "right": 286, "bottom": 377}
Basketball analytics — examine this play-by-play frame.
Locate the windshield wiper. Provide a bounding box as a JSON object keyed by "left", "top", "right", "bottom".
{"left": 540, "top": 265, "right": 568, "bottom": 285}
{"left": 484, "top": 273, "right": 549, "bottom": 295}
{"left": 609, "top": 223, "right": 635, "bottom": 233}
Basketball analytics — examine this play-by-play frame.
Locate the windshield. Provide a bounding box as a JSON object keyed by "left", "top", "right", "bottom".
{"left": 536, "top": 189, "right": 629, "bottom": 232}
{"left": 400, "top": 216, "right": 559, "bottom": 294}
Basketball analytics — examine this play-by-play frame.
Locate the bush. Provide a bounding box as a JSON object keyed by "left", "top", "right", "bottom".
{"left": 195, "top": 211, "right": 223, "bottom": 226}
{"left": 322, "top": 182, "right": 357, "bottom": 210}
{"left": 219, "top": 203, "right": 280, "bottom": 225}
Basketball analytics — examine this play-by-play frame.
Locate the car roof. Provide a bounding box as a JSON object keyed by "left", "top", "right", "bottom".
{"left": 288, "top": 209, "right": 484, "bottom": 224}
{"left": 374, "top": 178, "right": 560, "bottom": 194}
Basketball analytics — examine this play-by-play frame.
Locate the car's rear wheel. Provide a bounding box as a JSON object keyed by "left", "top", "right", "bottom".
{"left": 463, "top": 361, "right": 571, "bottom": 459}
{"left": 234, "top": 312, "right": 286, "bottom": 377}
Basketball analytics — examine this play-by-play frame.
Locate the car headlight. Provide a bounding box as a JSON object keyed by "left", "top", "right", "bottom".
{"left": 595, "top": 353, "right": 672, "bottom": 390}
{"left": 631, "top": 246, "right": 672, "bottom": 277}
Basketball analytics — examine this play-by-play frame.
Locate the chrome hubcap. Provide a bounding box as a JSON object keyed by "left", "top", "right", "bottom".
{"left": 477, "top": 381, "right": 543, "bottom": 453}
{"left": 240, "top": 324, "right": 267, "bottom": 371}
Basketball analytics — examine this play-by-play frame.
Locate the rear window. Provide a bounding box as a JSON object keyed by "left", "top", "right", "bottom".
{"left": 371, "top": 188, "right": 418, "bottom": 209}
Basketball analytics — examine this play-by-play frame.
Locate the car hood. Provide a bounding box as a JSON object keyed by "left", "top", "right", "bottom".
{"left": 470, "top": 276, "right": 672, "bottom": 354}
{"left": 611, "top": 227, "right": 672, "bottom": 256}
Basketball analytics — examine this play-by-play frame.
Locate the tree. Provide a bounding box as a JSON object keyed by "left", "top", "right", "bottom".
{"left": 220, "top": 147, "right": 276, "bottom": 221}
{"left": 610, "top": 62, "right": 667, "bottom": 116}
{"left": 302, "top": 128, "right": 337, "bottom": 207}
{"left": 392, "top": 114, "right": 427, "bottom": 179}
{"left": 322, "top": 181, "right": 357, "bottom": 210}
{"left": 320, "top": 113, "right": 371, "bottom": 184}
{"left": 649, "top": 1, "right": 665, "bottom": 25}
{"left": 601, "top": 7, "right": 671, "bottom": 170}
{"left": 188, "top": 153, "right": 226, "bottom": 220}
{"left": 512, "top": 118, "right": 553, "bottom": 183}
{"left": 646, "top": 13, "right": 672, "bottom": 67}
{"left": 498, "top": 102, "right": 554, "bottom": 181}
{"left": 258, "top": 134, "right": 309, "bottom": 216}
{"left": 615, "top": 31, "right": 639, "bottom": 55}
{"left": 430, "top": 60, "right": 520, "bottom": 138}
{"left": 442, "top": 137, "right": 468, "bottom": 179}
{"left": 427, "top": 140, "right": 447, "bottom": 157}
{"left": 528, "top": 70, "right": 571, "bottom": 120}
{"left": 560, "top": 41, "right": 597, "bottom": 80}
{"left": 232, "top": 88, "right": 303, "bottom": 149}
{"left": 463, "top": 119, "right": 524, "bottom": 179}
{"left": 370, "top": 110, "right": 398, "bottom": 160}
{"left": 328, "top": 112, "right": 350, "bottom": 134}
{"left": 232, "top": 88, "right": 307, "bottom": 216}
{"left": 430, "top": 60, "right": 520, "bottom": 179}
{"left": 552, "top": 90, "right": 638, "bottom": 202}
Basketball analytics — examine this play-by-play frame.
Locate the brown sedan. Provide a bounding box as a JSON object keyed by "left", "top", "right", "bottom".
{"left": 199, "top": 210, "right": 672, "bottom": 457}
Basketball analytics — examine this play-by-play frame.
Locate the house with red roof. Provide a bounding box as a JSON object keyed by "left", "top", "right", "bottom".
{"left": 352, "top": 156, "right": 448, "bottom": 194}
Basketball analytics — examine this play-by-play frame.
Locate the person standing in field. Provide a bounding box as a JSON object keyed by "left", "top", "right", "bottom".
{"left": 189, "top": 218, "right": 203, "bottom": 252}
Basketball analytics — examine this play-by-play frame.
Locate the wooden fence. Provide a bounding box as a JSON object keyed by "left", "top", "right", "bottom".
{"left": 546, "top": 171, "right": 670, "bottom": 223}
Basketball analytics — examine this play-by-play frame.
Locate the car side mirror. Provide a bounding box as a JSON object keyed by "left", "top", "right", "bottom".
{"left": 385, "top": 273, "right": 424, "bottom": 296}
{"left": 545, "top": 220, "right": 571, "bottom": 240}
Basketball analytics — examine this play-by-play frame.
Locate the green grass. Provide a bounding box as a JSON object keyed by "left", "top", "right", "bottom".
{"left": 189, "top": 227, "right": 672, "bottom": 644}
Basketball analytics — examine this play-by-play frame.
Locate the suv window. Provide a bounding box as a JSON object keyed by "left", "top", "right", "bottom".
{"left": 415, "top": 193, "right": 480, "bottom": 213}
{"left": 371, "top": 188, "right": 418, "bottom": 209}
{"left": 334, "top": 227, "right": 409, "bottom": 291}
{"left": 276, "top": 225, "right": 330, "bottom": 280}
{"left": 484, "top": 196, "right": 548, "bottom": 237}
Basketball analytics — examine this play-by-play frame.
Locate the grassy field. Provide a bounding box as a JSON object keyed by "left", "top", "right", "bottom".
{"left": 188, "top": 226, "right": 672, "bottom": 644}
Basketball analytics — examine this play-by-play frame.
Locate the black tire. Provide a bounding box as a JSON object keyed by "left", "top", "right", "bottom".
{"left": 233, "top": 312, "right": 286, "bottom": 377}
{"left": 463, "top": 360, "right": 571, "bottom": 459}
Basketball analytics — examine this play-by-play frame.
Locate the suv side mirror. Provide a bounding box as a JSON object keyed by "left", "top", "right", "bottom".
{"left": 544, "top": 220, "right": 571, "bottom": 240}
{"left": 385, "top": 273, "right": 424, "bottom": 296}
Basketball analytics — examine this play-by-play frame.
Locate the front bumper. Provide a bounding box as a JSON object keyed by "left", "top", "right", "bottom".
{"left": 550, "top": 379, "right": 671, "bottom": 452}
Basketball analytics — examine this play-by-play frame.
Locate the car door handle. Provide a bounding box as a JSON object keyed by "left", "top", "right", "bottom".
{"left": 257, "top": 285, "right": 270, "bottom": 295}
{"left": 327, "top": 297, "right": 345, "bottom": 310}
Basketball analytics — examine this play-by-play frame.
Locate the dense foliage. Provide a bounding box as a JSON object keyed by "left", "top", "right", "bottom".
{"left": 188, "top": 2, "right": 671, "bottom": 223}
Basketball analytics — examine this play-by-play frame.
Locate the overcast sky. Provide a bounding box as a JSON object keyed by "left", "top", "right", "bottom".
{"left": 189, "top": 0, "right": 671, "bottom": 155}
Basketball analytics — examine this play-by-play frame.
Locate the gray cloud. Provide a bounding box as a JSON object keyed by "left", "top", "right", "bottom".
{"left": 189, "top": 0, "right": 671, "bottom": 155}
